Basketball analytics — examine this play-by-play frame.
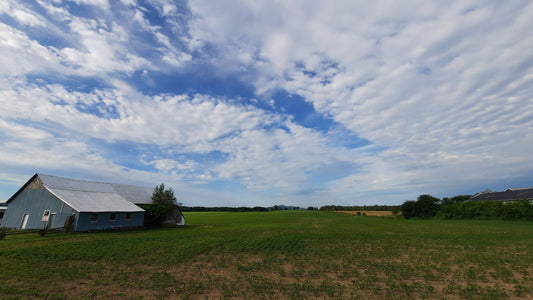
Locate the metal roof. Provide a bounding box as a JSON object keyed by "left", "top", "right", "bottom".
{"left": 471, "top": 188, "right": 533, "bottom": 202}
{"left": 39, "top": 174, "right": 114, "bottom": 192}
{"left": 46, "top": 188, "right": 143, "bottom": 213}
{"left": 111, "top": 183, "right": 154, "bottom": 205}
{"left": 37, "top": 174, "right": 147, "bottom": 212}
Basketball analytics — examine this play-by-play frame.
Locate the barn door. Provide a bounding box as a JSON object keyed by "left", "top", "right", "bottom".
{"left": 20, "top": 214, "right": 29, "bottom": 229}
{"left": 47, "top": 213, "right": 56, "bottom": 229}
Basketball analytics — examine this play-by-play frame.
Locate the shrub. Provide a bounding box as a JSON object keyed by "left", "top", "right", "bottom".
{"left": 400, "top": 195, "right": 440, "bottom": 219}
{"left": 502, "top": 199, "right": 533, "bottom": 220}
{"left": 415, "top": 194, "right": 440, "bottom": 218}
{"left": 140, "top": 203, "right": 168, "bottom": 227}
{"left": 436, "top": 200, "right": 533, "bottom": 220}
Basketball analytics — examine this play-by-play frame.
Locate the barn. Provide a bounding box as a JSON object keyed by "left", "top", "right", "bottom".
{"left": 1, "top": 174, "right": 185, "bottom": 231}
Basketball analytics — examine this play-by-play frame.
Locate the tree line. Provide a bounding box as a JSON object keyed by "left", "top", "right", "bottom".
{"left": 143, "top": 183, "right": 533, "bottom": 224}
{"left": 400, "top": 194, "right": 533, "bottom": 220}
{"left": 180, "top": 206, "right": 269, "bottom": 212}
{"left": 319, "top": 205, "right": 400, "bottom": 212}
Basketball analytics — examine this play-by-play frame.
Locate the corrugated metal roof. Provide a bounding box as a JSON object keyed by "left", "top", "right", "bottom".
{"left": 111, "top": 184, "right": 154, "bottom": 205}
{"left": 471, "top": 188, "right": 533, "bottom": 202}
{"left": 40, "top": 174, "right": 116, "bottom": 193}
{"left": 47, "top": 188, "right": 143, "bottom": 212}
{"left": 38, "top": 174, "right": 147, "bottom": 212}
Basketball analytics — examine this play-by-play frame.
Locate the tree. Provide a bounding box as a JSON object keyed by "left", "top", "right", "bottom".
{"left": 400, "top": 194, "right": 440, "bottom": 219}
{"left": 441, "top": 195, "right": 472, "bottom": 206}
{"left": 142, "top": 183, "right": 177, "bottom": 227}
{"left": 152, "top": 183, "right": 177, "bottom": 208}
{"left": 141, "top": 203, "right": 168, "bottom": 227}
{"left": 415, "top": 194, "right": 440, "bottom": 218}
{"left": 400, "top": 200, "right": 417, "bottom": 219}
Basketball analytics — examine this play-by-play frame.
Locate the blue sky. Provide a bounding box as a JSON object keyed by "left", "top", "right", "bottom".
{"left": 1, "top": 0, "right": 532, "bottom": 207}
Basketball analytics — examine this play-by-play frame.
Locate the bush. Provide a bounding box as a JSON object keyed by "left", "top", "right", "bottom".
{"left": 437, "top": 201, "right": 503, "bottom": 219}
{"left": 436, "top": 199, "right": 533, "bottom": 220}
{"left": 502, "top": 199, "right": 533, "bottom": 220}
{"left": 416, "top": 194, "right": 441, "bottom": 218}
{"left": 400, "top": 200, "right": 417, "bottom": 219}
{"left": 400, "top": 195, "right": 440, "bottom": 219}
{"left": 140, "top": 203, "right": 168, "bottom": 227}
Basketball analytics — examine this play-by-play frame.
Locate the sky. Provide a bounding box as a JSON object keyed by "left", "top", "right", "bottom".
{"left": 1, "top": 0, "right": 532, "bottom": 207}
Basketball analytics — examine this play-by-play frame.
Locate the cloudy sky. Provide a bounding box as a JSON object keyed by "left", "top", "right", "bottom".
{"left": 1, "top": 0, "right": 532, "bottom": 207}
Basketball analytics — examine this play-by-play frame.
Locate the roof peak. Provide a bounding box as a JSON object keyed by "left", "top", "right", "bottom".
{"left": 505, "top": 188, "right": 532, "bottom": 192}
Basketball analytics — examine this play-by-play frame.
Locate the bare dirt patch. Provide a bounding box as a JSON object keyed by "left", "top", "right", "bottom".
{"left": 54, "top": 253, "right": 533, "bottom": 299}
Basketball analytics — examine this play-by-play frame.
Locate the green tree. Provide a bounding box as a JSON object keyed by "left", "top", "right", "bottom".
{"left": 400, "top": 194, "right": 441, "bottom": 219}
{"left": 415, "top": 194, "right": 441, "bottom": 218}
{"left": 142, "top": 183, "right": 177, "bottom": 227}
{"left": 140, "top": 203, "right": 168, "bottom": 227}
{"left": 152, "top": 183, "right": 177, "bottom": 208}
{"left": 400, "top": 200, "right": 417, "bottom": 219}
{"left": 441, "top": 195, "right": 472, "bottom": 206}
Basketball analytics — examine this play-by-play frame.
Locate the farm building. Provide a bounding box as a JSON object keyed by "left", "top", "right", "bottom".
{"left": 471, "top": 188, "right": 533, "bottom": 202}
{"left": 1, "top": 174, "right": 185, "bottom": 231}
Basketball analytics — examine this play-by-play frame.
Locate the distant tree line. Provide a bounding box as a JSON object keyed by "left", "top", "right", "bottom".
{"left": 400, "top": 194, "right": 533, "bottom": 220}
{"left": 182, "top": 204, "right": 401, "bottom": 213}
{"left": 180, "top": 206, "right": 269, "bottom": 212}
{"left": 319, "top": 205, "right": 400, "bottom": 212}
{"left": 181, "top": 205, "right": 312, "bottom": 212}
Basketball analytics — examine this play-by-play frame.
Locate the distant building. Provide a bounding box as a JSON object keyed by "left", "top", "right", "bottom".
{"left": 1, "top": 174, "right": 185, "bottom": 231}
{"left": 471, "top": 188, "right": 533, "bottom": 202}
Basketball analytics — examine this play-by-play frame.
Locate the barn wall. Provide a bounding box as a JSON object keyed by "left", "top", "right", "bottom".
{"left": 75, "top": 211, "right": 144, "bottom": 231}
{"left": 0, "top": 207, "right": 6, "bottom": 226}
{"left": 1, "top": 187, "right": 76, "bottom": 229}
{"left": 165, "top": 206, "right": 186, "bottom": 225}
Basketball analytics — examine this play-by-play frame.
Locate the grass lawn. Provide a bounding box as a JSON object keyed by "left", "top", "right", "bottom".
{"left": 0, "top": 211, "right": 532, "bottom": 299}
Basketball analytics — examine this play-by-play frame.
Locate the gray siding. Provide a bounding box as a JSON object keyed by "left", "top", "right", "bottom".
{"left": 3, "top": 174, "right": 148, "bottom": 231}
{"left": 3, "top": 187, "right": 144, "bottom": 231}
{"left": 2, "top": 187, "right": 76, "bottom": 230}
{"left": 75, "top": 211, "right": 143, "bottom": 231}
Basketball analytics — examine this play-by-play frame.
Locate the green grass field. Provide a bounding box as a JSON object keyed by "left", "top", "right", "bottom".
{"left": 1, "top": 211, "right": 532, "bottom": 299}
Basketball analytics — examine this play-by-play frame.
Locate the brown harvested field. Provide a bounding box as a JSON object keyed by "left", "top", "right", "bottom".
{"left": 337, "top": 210, "right": 394, "bottom": 216}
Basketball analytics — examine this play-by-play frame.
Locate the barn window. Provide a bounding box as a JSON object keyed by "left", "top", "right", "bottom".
{"left": 125, "top": 212, "right": 132, "bottom": 220}
{"left": 90, "top": 213, "right": 98, "bottom": 222}
{"left": 109, "top": 213, "right": 116, "bottom": 221}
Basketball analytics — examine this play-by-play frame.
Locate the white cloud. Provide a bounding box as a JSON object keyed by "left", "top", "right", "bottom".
{"left": 2, "top": 1, "right": 533, "bottom": 206}
{"left": 185, "top": 0, "right": 533, "bottom": 198}
{"left": 58, "top": 17, "right": 149, "bottom": 75}
{"left": 0, "top": 1, "right": 46, "bottom": 27}
{"left": 0, "top": 119, "right": 111, "bottom": 172}
{"left": 0, "top": 23, "right": 64, "bottom": 80}
{"left": 12, "top": 9, "right": 46, "bottom": 27}
{"left": 68, "top": 0, "right": 110, "bottom": 9}
{"left": 2, "top": 1, "right": 190, "bottom": 79}
{"left": 0, "top": 82, "right": 277, "bottom": 147}
{"left": 0, "top": 76, "right": 369, "bottom": 201}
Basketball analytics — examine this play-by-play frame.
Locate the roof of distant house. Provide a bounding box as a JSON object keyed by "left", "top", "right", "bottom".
{"left": 471, "top": 188, "right": 533, "bottom": 202}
